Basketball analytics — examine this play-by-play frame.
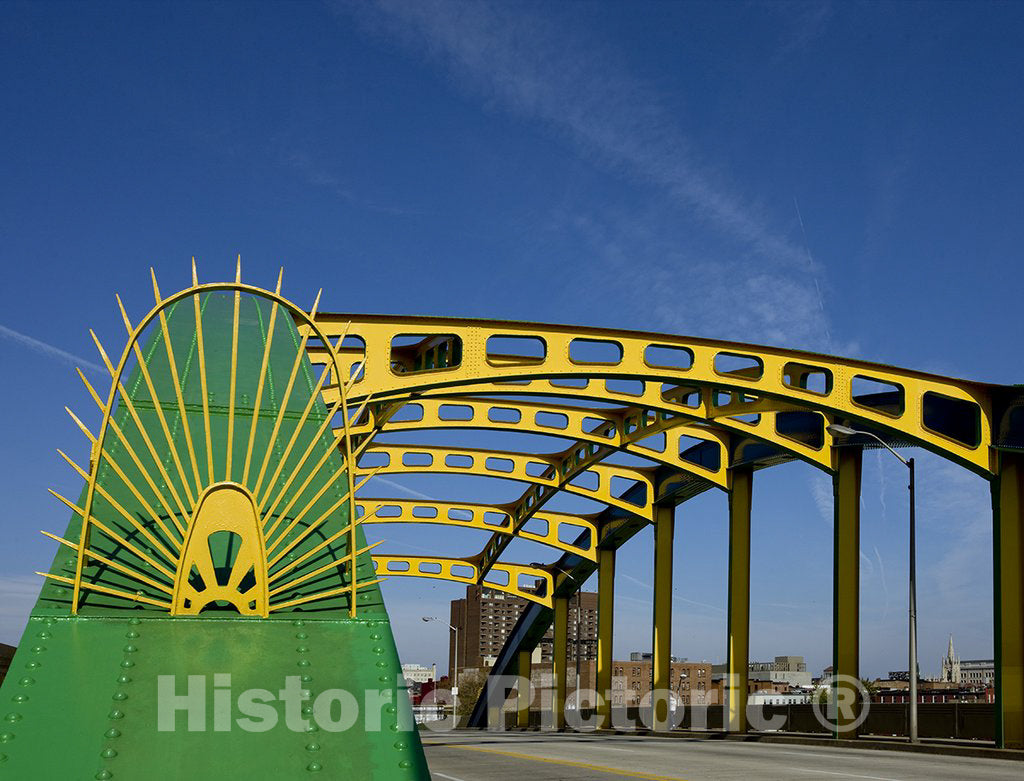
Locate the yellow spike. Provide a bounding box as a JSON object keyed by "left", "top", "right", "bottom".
{"left": 235, "top": 254, "right": 242, "bottom": 282}
{"left": 57, "top": 448, "right": 88, "bottom": 479}
{"left": 65, "top": 407, "right": 96, "bottom": 444}
{"left": 41, "top": 529, "right": 80, "bottom": 550}
{"left": 89, "top": 329, "right": 115, "bottom": 375}
{"left": 48, "top": 488, "right": 83, "bottom": 516}
{"left": 274, "top": 267, "right": 283, "bottom": 294}
{"left": 268, "top": 578, "right": 384, "bottom": 612}
{"left": 37, "top": 571, "right": 171, "bottom": 609}
{"left": 150, "top": 267, "right": 162, "bottom": 304}
{"left": 259, "top": 399, "right": 343, "bottom": 523}
{"left": 49, "top": 491, "right": 176, "bottom": 577}
{"left": 191, "top": 256, "right": 199, "bottom": 286}
{"left": 114, "top": 294, "right": 133, "bottom": 333}
{"left": 309, "top": 288, "right": 323, "bottom": 318}
{"left": 268, "top": 539, "right": 384, "bottom": 596}
{"left": 75, "top": 369, "right": 102, "bottom": 408}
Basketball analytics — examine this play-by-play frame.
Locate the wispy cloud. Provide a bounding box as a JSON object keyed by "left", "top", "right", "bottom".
{"left": 343, "top": 0, "right": 838, "bottom": 349}
{"left": 0, "top": 324, "right": 106, "bottom": 376}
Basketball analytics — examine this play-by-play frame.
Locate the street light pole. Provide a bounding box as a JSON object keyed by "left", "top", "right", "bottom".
{"left": 827, "top": 424, "right": 918, "bottom": 743}
{"left": 423, "top": 616, "right": 458, "bottom": 716}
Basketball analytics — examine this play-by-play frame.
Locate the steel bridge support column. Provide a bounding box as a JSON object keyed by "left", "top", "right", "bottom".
{"left": 727, "top": 466, "right": 753, "bottom": 733}
{"left": 596, "top": 547, "right": 615, "bottom": 729}
{"left": 553, "top": 595, "right": 569, "bottom": 730}
{"left": 994, "top": 450, "right": 1024, "bottom": 749}
{"left": 652, "top": 502, "right": 675, "bottom": 732}
{"left": 516, "top": 649, "right": 532, "bottom": 729}
{"left": 833, "top": 447, "right": 862, "bottom": 739}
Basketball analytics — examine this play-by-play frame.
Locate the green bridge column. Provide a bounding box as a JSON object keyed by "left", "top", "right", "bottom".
{"left": 833, "top": 447, "right": 862, "bottom": 739}
{"left": 652, "top": 503, "right": 675, "bottom": 732}
{"left": 596, "top": 547, "right": 616, "bottom": 729}
{"left": 553, "top": 595, "right": 569, "bottom": 730}
{"left": 727, "top": 466, "right": 753, "bottom": 733}
{"left": 994, "top": 450, "right": 1024, "bottom": 749}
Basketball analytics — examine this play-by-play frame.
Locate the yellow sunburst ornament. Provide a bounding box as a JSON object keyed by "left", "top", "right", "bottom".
{"left": 41, "top": 259, "right": 383, "bottom": 618}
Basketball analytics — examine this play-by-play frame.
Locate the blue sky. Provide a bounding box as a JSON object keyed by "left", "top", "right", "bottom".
{"left": 1, "top": 0, "right": 1021, "bottom": 679}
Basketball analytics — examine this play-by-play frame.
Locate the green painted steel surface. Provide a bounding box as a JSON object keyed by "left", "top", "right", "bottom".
{"left": 0, "top": 292, "right": 428, "bottom": 778}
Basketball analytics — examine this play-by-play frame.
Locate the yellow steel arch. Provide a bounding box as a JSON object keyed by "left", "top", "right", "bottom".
{"left": 370, "top": 555, "right": 553, "bottom": 607}
{"left": 356, "top": 500, "right": 599, "bottom": 561}
{"left": 306, "top": 315, "right": 993, "bottom": 475}
{"left": 355, "top": 443, "right": 656, "bottom": 520}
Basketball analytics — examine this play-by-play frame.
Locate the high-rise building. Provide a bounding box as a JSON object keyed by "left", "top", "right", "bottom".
{"left": 449, "top": 585, "right": 597, "bottom": 674}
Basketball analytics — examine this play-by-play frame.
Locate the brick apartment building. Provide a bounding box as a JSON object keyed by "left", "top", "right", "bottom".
{"left": 449, "top": 585, "right": 597, "bottom": 674}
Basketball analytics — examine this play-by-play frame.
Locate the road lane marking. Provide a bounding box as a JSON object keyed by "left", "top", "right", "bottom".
{"left": 453, "top": 745, "right": 688, "bottom": 781}
{"left": 433, "top": 773, "right": 470, "bottom": 781}
{"left": 785, "top": 767, "right": 903, "bottom": 781}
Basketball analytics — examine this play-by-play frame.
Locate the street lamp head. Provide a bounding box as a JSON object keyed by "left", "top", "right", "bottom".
{"left": 421, "top": 616, "right": 436, "bottom": 623}
{"left": 826, "top": 424, "right": 860, "bottom": 437}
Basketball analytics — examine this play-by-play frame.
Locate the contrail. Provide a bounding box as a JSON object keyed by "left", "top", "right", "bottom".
{"left": 368, "top": 477, "right": 435, "bottom": 501}
{"left": 0, "top": 323, "right": 106, "bottom": 376}
{"left": 794, "top": 196, "right": 833, "bottom": 350}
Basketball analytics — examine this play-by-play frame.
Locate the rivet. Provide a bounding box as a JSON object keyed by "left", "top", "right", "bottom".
{"left": 305, "top": 724, "right": 320, "bottom": 734}
{"left": 37, "top": 631, "right": 52, "bottom": 640}
{"left": 378, "top": 676, "right": 389, "bottom": 683}
{"left": 394, "top": 741, "right": 407, "bottom": 750}
{"left": 129, "top": 618, "right": 141, "bottom": 625}
{"left": 101, "top": 748, "right": 118, "bottom": 759}
{"left": 104, "top": 728, "right": 121, "bottom": 739}
{"left": 3, "top": 714, "right": 21, "bottom": 723}
{"left": 300, "top": 674, "right": 312, "bottom": 683}
{"left": 117, "top": 675, "right": 131, "bottom": 685}
{"left": 293, "top": 620, "right": 305, "bottom": 627}
{"left": 11, "top": 695, "right": 28, "bottom": 704}
{"left": 95, "top": 770, "right": 112, "bottom": 779}
{"left": 372, "top": 647, "right": 384, "bottom": 655}
{"left": 120, "top": 660, "right": 134, "bottom": 669}
{"left": 125, "top": 631, "right": 139, "bottom": 639}
{"left": 18, "top": 677, "right": 35, "bottom": 687}
{"left": 301, "top": 706, "right": 313, "bottom": 717}
{"left": 123, "top": 645, "right": 138, "bottom": 653}
{"left": 384, "top": 704, "right": 396, "bottom": 714}
{"left": 388, "top": 724, "right": 399, "bottom": 732}
{"left": 369, "top": 633, "right": 382, "bottom": 641}
{"left": 306, "top": 762, "right": 322, "bottom": 772}
{"left": 296, "top": 646, "right": 309, "bottom": 653}
{"left": 375, "top": 661, "right": 387, "bottom": 668}
{"left": 305, "top": 743, "right": 320, "bottom": 752}
{"left": 43, "top": 619, "right": 54, "bottom": 626}
{"left": 54, "top": 588, "right": 67, "bottom": 596}
{"left": 0, "top": 733, "right": 13, "bottom": 743}
{"left": 296, "top": 632, "right": 308, "bottom": 640}
{"left": 30, "top": 646, "right": 46, "bottom": 653}
{"left": 398, "top": 760, "right": 412, "bottom": 769}
{"left": 108, "top": 710, "right": 125, "bottom": 720}
{"left": 112, "top": 692, "right": 128, "bottom": 701}
{"left": 25, "top": 662, "right": 40, "bottom": 670}
{"left": 297, "top": 660, "right": 310, "bottom": 668}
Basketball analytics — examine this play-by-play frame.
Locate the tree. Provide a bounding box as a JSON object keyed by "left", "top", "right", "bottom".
{"left": 455, "top": 670, "right": 489, "bottom": 716}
